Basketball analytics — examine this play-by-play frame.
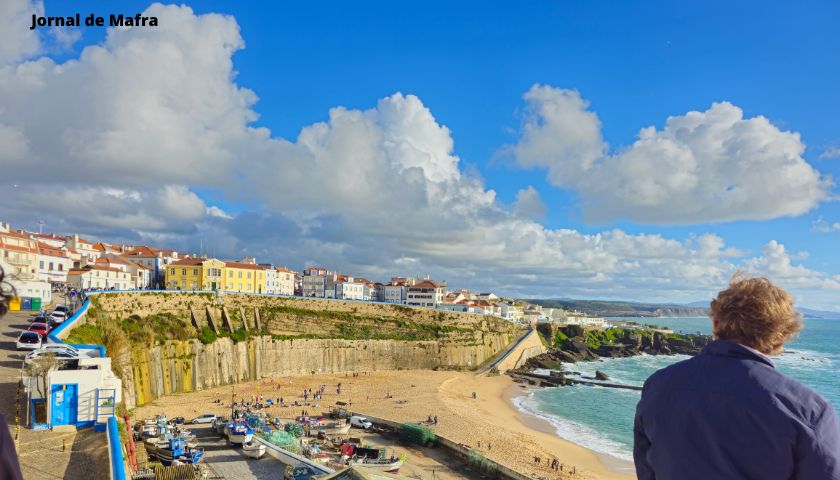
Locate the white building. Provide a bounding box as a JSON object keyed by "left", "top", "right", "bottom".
{"left": 437, "top": 303, "right": 468, "bottom": 313}
{"left": 99, "top": 255, "right": 151, "bottom": 289}
{"left": 263, "top": 266, "right": 278, "bottom": 294}
{"left": 406, "top": 280, "right": 447, "bottom": 308}
{"left": 275, "top": 268, "right": 295, "bottom": 296}
{"left": 499, "top": 302, "right": 523, "bottom": 322}
{"left": 36, "top": 242, "right": 73, "bottom": 285}
{"left": 68, "top": 265, "right": 132, "bottom": 290}
{"left": 65, "top": 234, "right": 100, "bottom": 267}
{"left": 335, "top": 277, "right": 365, "bottom": 300}
{"left": 25, "top": 356, "right": 122, "bottom": 429}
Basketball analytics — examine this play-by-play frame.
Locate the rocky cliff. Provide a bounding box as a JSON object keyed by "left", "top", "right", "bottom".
{"left": 74, "top": 292, "right": 521, "bottom": 408}
{"left": 526, "top": 324, "right": 712, "bottom": 370}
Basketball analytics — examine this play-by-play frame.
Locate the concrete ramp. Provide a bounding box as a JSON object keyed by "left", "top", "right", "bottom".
{"left": 483, "top": 328, "right": 545, "bottom": 374}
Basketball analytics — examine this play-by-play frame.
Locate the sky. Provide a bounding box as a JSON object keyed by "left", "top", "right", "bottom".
{"left": 1, "top": 1, "right": 839, "bottom": 309}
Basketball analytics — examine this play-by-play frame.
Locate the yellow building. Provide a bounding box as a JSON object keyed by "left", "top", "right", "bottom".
{"left": 165, "top": 257, "right": 225, "bottom": 291}
{"left": 223, "top": 261, "right": 266, "bottom": 294}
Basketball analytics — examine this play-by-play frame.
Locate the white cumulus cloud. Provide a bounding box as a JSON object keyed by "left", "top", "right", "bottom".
{"left": 513, "top": 85, "right": 832, "bottom": 224}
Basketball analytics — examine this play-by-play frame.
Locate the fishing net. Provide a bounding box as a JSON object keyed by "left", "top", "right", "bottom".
{"left": 260, "top": 430, "right": 301, "bottom": 453}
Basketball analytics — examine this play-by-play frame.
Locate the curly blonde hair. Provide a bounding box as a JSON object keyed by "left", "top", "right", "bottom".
{"left": 710, "top": 273, "right": 802, "bottom": 354}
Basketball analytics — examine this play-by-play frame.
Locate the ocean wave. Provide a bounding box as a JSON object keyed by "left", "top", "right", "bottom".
{"left": 512, "top": 392, "right": 635, "bottom": 462}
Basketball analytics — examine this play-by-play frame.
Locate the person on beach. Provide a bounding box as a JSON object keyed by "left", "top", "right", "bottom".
{"left": 634, "top": 274, "right": 840, "bottom": 480}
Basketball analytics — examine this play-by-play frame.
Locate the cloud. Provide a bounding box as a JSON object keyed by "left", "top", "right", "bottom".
{"left": 513, "top": 186, "right": 547, "bottom": 220}
{"left": 820, "top": 147, "right": 840, "bottom": 160}
{"left": 745, "top": 241, "right": 840, "bottom": 291}
{"left": 0, "top": 4, "right": 838, "bottom": 307}
{"left": 812, "top": 216, "right": 840, "bottom": 233}
{"left": 0, "top": 0, "right": 42, "bottom": 65}
{"left": 512, "top": 85, "right": 832, "bottom": 224}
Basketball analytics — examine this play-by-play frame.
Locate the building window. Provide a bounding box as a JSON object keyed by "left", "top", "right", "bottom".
{"left": 171, "top": 268, "right": 175, "bottom": 275}
{"left": 193, "top": 268, "right": 198, "bottom": 275}
{"left": 238, "top": 272, "right": 242, "bottom": 278}
{"left": 49, "top": 262, "right": 54, "bottom": 270}
{"left": 182, "top": 268, "right": 186, "bottom": 275}
{"left": 40, "top": 261, "right": 44, "bottom": 269}
{"left": 247, "top": 272, "right": 251, "bottom": 279}
{"left": 58, "top": 264, "right": 63, "bottom": 271}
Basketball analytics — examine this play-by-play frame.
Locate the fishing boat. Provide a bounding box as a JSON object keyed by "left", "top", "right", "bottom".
{"left": 225, "top": 421, "right": 254, "bottom": 445}
{"left": 242, "top": 440, "right": 266, "bottom": 459}
{"left": 348, "top": 456, "right": 404, "bottom": 473}
{"left": 145, "top": 437, "right": 204, "bottom": 466}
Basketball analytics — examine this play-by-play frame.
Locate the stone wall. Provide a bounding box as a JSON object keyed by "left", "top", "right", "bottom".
{"left": 124, "top": 333, "right": 514, "bottom": 408}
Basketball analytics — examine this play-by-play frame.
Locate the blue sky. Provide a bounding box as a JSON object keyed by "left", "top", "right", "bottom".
{"left": 2, "top": 1, "right": 839, "bottom": 307}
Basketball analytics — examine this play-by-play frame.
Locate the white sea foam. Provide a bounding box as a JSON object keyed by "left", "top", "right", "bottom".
{"left": 512, "top": 391, "right": 635, "bottom": 462}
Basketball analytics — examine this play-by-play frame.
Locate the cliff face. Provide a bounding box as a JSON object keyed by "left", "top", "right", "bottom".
{"left": 124, "top": 333, "right": 513, "bottom": 408}
{"left": 77, "top": 292, "right": 522, "bottom": 408}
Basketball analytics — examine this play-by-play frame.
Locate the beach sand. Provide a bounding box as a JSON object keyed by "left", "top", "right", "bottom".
{"left": 133, "top": 370, "right": 635, "bottom": 480}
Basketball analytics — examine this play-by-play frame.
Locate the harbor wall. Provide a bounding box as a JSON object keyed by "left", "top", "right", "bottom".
{"left": 123, "top": 333, "right": 514, "bottom": 408}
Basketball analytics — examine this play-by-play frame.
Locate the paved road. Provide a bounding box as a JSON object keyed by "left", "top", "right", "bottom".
{"left": 170, "top": 425, "right": 284, "bottom": 479}
{"left": 0, "top": 296, "right": 110, "bottom": 480}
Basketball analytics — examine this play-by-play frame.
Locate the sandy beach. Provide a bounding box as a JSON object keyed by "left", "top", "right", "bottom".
{"left": 133, "top": 370, "right": 635, "bottom": 480}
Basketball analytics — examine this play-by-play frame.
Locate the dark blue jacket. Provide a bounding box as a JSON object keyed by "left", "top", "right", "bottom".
{"left": 634, "top": 339, "right": 840, "bottom": 480}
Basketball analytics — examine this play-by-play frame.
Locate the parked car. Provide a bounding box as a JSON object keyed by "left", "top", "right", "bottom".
{"left": 16, "top": 331, "right": 42, "bottom": 350}
{"left": 50, "top": 311, "right": 67, "bottom": 324}
{"left": 24, "top": 348, "right": 80, "bottom": 365}
{"left": 53, "top": 305, "right": 68, "bottom": 314}
{"left": 349, "top": 415, "right": 373, "bottom": 429}
{"left": 27, "top": 322, "right": 49, "bottom": 339}
{"left": 32, "top": 314, "right": 49, "bottom": 323}
{"left": 191, "top": 414, "right": 217, "bottom": 424}
{"left": 33, "top": 344, "right": 80, "bottom": 356}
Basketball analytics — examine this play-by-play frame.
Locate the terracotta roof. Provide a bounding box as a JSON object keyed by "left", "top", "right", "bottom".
{"left": 37, "top": 242, "right": 68, "bottom": 258}
{"left": 224, "top": 261, "right": 263, "bottom": 270}
{"left": 92, "top": 243, "right": 107, "bottom": 252}
{"left": 275, "top": 267, "right": 294, "bottom": 273}
{"left": 409, "top": 280, "right": 444, "bottom": 289}
{"left": 170, "top": 257, "right": 207, "bottom": 267}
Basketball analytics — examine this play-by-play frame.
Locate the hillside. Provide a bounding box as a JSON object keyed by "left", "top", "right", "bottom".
{"left": 528, "top": 298, "right": 709, "bottom": 317}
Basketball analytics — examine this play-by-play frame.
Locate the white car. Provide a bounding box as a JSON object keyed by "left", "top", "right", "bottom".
{"left": 34, "top": 344, "right": 80, "bottom": 356}
{"left": 191, "top": 414, "right": 217, "bottom": 424}
{"left": 50, "top": 311, "right": 67, "bottom": 324}
{"left": 24, "top": 347, "right": 81, "bottom": 365}
{"left": 349, "top": 415, "right": 372, "bottom": 429}
{"left": 16, "top": 331, "right": 42, "bottom": 350}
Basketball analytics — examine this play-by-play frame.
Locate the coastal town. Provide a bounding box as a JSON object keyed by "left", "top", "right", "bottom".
{"left": 1, "top": 218, "right": 626, "bottom": 480}
{"left": 0, "top": 220, "right": 606, "bottom": 328}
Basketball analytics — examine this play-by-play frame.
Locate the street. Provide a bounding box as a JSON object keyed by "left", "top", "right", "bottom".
{"left": 0, "top": 296, "right": 110, "bottom": 479}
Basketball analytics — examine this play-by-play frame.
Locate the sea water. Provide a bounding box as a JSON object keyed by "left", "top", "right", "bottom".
{"left": 514, "top": 317, "right": 840, "bottom": 462}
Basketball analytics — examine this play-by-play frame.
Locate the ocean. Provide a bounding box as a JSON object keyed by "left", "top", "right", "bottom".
{"left": 514, "top": 317, "right": 840, "bottom": 463}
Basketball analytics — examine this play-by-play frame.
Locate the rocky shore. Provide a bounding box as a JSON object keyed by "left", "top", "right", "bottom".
{"left": 524, "top": 324, "right": 712, "bottom": 371}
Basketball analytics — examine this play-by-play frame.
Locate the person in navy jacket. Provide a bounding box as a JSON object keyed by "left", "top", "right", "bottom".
{"left": 634, "top": 274, "right": 840, "bottom": 480}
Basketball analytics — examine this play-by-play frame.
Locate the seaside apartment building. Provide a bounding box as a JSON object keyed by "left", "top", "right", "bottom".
{"left": 406, "top": 279, "right": 447, "bottom": 308}
{"left": 36, "top": 242, "right": 73, "bottom": 285}
{"left": 166, "top": 257, "right": 225, "bottom": 290}
{"left": 275, "top": 267, "right": 295, "bottom": 296}
{"left": 224, "top": 261, "right": 266, "bottom": 293}
{"left": 302, "top": 267, "right": 338, "bottom": 298}
{"left": 335, "top": 276, "right": 365, "bottom": 300}
{"left": 383, "top": 277, "right": 416, "bottom": 304}
{"left": 68, "top": 264, "right": 132, "bottom": 290}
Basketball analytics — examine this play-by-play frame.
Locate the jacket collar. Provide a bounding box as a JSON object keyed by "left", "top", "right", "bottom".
{"left": 701, "top": 339, "right": 776, "bottom": 368}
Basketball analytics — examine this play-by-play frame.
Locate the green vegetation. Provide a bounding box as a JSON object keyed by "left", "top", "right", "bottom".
{"left": 197, "top": 327, "right": 217, "bottom": 345}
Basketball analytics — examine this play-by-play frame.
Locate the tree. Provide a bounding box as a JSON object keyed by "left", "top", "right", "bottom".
{"left": 25, "top": 353, "right": 58, "bottom": 399}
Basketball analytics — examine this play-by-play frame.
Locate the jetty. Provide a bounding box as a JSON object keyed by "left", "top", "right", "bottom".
{"left": 509, "top": 371, "right": 643, "bottom": 391}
